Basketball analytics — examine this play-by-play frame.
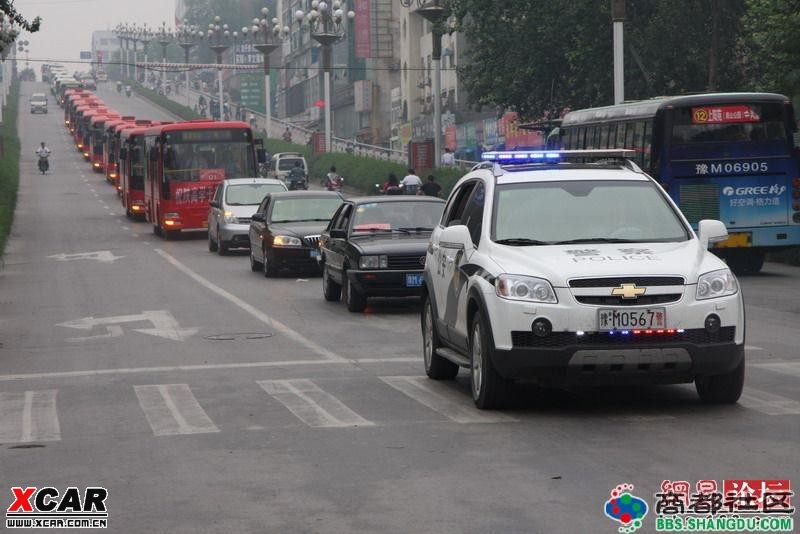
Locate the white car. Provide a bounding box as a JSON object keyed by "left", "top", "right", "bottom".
{"left": 421, "top": 149, "right": 745, "bottom": 409}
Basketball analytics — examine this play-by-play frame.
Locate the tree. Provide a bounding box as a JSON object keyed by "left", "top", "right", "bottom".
{"left": 742, "top": 0, "right": 800, "bottom": 101}
{"left": 0, "top": 1, "right": 41, "bottom": 33}
{"left": 451, "top": 0, "right": 748, "bottom": 119}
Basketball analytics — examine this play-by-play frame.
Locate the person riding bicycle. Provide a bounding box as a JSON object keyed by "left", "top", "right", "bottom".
{"left": 36, "top": 142, "right": 51, "bottom": 173}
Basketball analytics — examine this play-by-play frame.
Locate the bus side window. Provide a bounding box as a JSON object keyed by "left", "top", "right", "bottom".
{"left": 599, "top": 124, "right": 609, "bottom": 149}
{"left": 625, "top": 122, "right": 635, "bottom": 150}
{"left": 642, "top": 121, "right": 653, "bottom": 169}
{"left": 608, "top": 123, "right": 617, "bottom": 148}
{"left": 616, "top": 122, "right": 627, "bottom": 148}
{"left": 586, "top": 125, "right": 596, "bottom": 149}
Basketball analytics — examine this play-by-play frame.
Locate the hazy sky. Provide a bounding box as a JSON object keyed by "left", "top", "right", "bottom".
{"left": 16, "top": 0, "right": 178, "bottom": 72}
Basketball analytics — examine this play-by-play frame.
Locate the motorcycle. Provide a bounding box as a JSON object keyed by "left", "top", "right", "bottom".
{"left": 116, "top": 82, "right": 122, "bottom": 94}
{"left": 38, "top": 156, "right": 49, "bottom": 174}
{"left": 325, "top": 174, "right": 344, "bottom": 193}
{"left": 125, "top": 86, "right": 132, "bottom": 98}
{"left": 287, "top": 177, "right": 308, "bottom": 191}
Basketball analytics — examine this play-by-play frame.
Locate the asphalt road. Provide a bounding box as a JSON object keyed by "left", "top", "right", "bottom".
{"left": 1, "top": 82, "right": 798, "bottom": 534}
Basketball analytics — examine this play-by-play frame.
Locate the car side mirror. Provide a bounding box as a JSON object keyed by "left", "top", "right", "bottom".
{"left": 330, "top": 229, "right": 347, "bottom": 239}
{"left": 256, "top": 148, "right": 267, "bottom": 164}
{"left": 697, "top": 219, "right": 728, "bottom": 249}
{"left": 251, "top": 213, "right": 266, "bottom": 223}
{"left": 439, "top": 224, "right": 474, "bottom": 256}
{"left": 209, "top": 201, "right": 220, "bottom": 209}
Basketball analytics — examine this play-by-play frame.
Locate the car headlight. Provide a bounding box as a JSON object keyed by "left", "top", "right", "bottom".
{"left": 223, "top": 210, "right": 237, "bottom": 224}
{"left": 495, "top": 274, "right": 557, "bottom": 303}
{"left": 696, "top": 269, "right": 738, "bottom": 300}
{"left": 273, "top": 235, "right": 302, "bottom": 247}
{"left": 359, "top": 255, "right": 388, "bottom": 270}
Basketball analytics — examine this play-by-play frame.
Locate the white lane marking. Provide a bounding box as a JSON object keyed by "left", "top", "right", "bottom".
{"left": 379, "top": 376, "right": 517, "bottom": 424}
{"left": 0, "top": 390, "right": 61, "bottom": 443}
{"left": 0, "top": 357, "right": 415, "bottom": 382}
{"left": 132, "top": 233, "right": 140, "bottom": 237}
{"left": 155, "top": 248, "right": 345, "bottom": 362}
{"left": 258, "top": 379, "right": 373, "bottom": 428}
{"left": 48, "top": 251, "right": 124, "bottom": 263}
{"left": 739, "top": 387, "right": 800, "bottom": 416}
{"left": 751, "top": 361, "right": 800, "bottom": 379}
{"left": 134, "top": 384, "right": 219, "bottom": 436}
{"left": 122, "top": 226, "right": 130, "bottom": 230}
{"left": 745, "top": 345, "right": 763, "bottom": 351}
{"left": 142, "top": 241, "right": 150, "bottom": 245}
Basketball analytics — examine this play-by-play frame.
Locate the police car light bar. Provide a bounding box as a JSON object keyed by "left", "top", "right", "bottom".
{"left": 480, "top": 149, "right": 637, "bottom": 164}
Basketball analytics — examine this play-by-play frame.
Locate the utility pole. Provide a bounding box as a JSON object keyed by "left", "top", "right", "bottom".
{"left": 611, "top": 0, "right": 625, "bottom": 104}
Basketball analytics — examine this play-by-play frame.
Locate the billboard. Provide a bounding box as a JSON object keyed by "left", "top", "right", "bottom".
{"left": 354, "top": 0, "right": 371, "bottom": 58}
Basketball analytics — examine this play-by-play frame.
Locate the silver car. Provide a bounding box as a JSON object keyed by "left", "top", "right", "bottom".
{"left": 30, "top": 93, "right": 48, "bottom": 114}
{"left": 208, "top": 178, "right": 287, "bottom": 254}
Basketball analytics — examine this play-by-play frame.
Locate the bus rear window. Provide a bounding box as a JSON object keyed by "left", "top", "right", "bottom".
{"left": 671, "top": 103, "right": 788, "bottom": 144}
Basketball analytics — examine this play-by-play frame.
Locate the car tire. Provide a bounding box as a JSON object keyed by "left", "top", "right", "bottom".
{"left": 422, "top": 293, "right": 459, "bottom": 380}
{"left": 164, "top": 230, "right": 180, "bottom": 240}
{"left": 322, "top": 263, "right": 341, "bottom": 302}
{"left": 216, "top": 228, "right": 228, "bottom": 255}
{"left": 470, "top": 311, "right": 510, "bottom": 410}
{"left": 263, "top": 249, "right": 277, "bottom": 277}
{"left": 343, "top": 272, "right": 366, "bottom": 312}
{"left": 249, "top": 247, "right": 262, "bottom": 271}
{"left": 208, "top": 229, "right": 218, "bottom": 252}
{"left": 695, "top": 357, "right": 745, "bottom": 404}
{"left": 153, "top": 224, "right": 162, "bottom": 237}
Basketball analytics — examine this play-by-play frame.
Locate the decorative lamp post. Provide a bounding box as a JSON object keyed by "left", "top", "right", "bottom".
{"left": 400, "top": 0, "right": 450, "bottom": 167}
{"left": 156, "top": 22, "right": 172, "bottom": 93}
{"left": 176, "top": 20, "right": 199, "bottom": 108}
{"left": 113, "top": 24, "right": 128, "bottom": 79}
{"left": 128, "top": 24, "right": 140, "bottom": 82}
{"left": 138, "top": 24, "right": 153, "bottom": 84}
{"left": 295, "top": 1, "right": 354, "bottom": 152}
{"left": 203, "top": 16, "right": 237, "bottom": 121}
{"left": 241, "top": 7, "right": 289, "bottom": 137}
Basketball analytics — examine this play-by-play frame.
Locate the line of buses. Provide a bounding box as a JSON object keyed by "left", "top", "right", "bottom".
{"left": 61, "top": 87, "right": 267, "bottom": 238}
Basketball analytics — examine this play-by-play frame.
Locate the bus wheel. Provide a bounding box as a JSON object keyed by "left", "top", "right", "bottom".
{"left": 165, "top": 230, "right": 180, "bottom": 240}
{"left": 152, "top": 224, "right": 162, "bottom": 237}
{"left": 744, "top": 250, "right": 765, "bottom": 273}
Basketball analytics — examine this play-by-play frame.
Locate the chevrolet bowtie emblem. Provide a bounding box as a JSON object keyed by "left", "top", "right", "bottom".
{"left": 611, "top": 283, "right": 646, "bottom": 299}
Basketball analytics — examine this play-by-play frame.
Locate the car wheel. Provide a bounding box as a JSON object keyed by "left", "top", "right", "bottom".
{"left": 422, "top": 293, "right": 459, "bottom": 380}
{"left": 695, "top": 357, "right": 745, "bottom": 404}
{"left": 249, "top": 247, "right": 262, "bottom": 271}
{"left": 164, "top": 230, "right": 180, "bottom": 240}
{"left": 343, "top": 272, "right": 366, "bottom": 312}
{"left": 208, "top": 229, "right": 218, "bottom": 252}
{"left": 322, "top": 263, "right": 341, "bottom": 302}
{"left": 470, "top": 311, "right": 509, "bottom": 410}
{"left": 153, "top": 224, "right": 162, "bottom": 237}
{"left": 263, "top": 249, "right": 277, "bottom": 277}
{"left": 216, "top": 228, "right": 228, "bottom": 255}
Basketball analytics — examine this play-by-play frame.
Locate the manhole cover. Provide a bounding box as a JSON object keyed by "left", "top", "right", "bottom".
{"left": 204, "top": 332, "right": 273, "bottom": 341}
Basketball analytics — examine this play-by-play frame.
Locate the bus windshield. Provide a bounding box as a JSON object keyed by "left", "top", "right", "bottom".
{"left": 162, "top": 128, "right": 257, "bottom": 182}
{"left": 130, "top": 144, "right": 145, "bottom": 190}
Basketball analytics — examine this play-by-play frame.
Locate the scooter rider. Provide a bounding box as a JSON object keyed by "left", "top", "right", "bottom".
{"left": 35, "top": 141, "right": 51, "bottom": 173}
{"left": 116, "top": 80, "right": 123, "bottom": 93}
{"left": 324, "top": 166, "right": 343, "bottom": 192}
{"left": 287, "top": 160, "right": 307, "bottom": 190}
{"left": 125, "top": 85, "right": 132, "bottom": 98}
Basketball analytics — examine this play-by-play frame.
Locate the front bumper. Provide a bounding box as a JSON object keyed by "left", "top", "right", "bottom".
{"left": 271, "top": 246, "right": 322, "bottom": 271}
{"left": 348, "top": 269, "right": 425, "bottom": 297}
{"left": 218, "top": 223, "right": 251, "bottom": 247}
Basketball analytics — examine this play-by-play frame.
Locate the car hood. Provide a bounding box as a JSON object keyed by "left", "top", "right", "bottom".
{"left": 489, "top": 240, "right": 728, "bottom": 287}
{"left": 269, "top": 221, "right": 328, "bottom": 237}
{"left": 350, "top": 233, "right": 432, "bottom": 254}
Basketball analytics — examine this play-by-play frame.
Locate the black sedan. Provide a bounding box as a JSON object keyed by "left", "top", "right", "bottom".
{"left": 248, "top": 191, "right": 344, "bottom": 276}
{"left": 320, "top": 196, "right": 445, "bottom": 312}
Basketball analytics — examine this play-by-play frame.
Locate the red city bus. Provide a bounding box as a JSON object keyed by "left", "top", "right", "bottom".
{"left": 73, "top": 105, "right": 107, "bottom": 153}
{"left": 79, "top": 109, "right": 111, "bottom": 161}
{"left": 63, "top": 89, "right": 90, "bottom": 128}
{"left": 104, "top": 120, "right": 131, "bottom": 184}
{"left": 143, "top": 121, "right": 259, "bottom": 237}
{"left": 89, "top": 114, "right": 120, "bottom": 172}
{"left": 120, "top": 126, "right": 148, "bottom": 218}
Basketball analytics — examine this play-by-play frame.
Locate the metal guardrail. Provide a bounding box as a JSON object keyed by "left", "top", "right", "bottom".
{"left": 160, "top": 81, "right": 478, "bottom": 169}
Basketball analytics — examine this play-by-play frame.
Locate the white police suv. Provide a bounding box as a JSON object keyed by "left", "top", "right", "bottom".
{"left": 421, "top": 150, "right": 745, "bottom": 409}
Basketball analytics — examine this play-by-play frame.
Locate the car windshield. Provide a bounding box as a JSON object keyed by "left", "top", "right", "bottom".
{"left": 225, "top": 183, "right": 286, "bottom": 205}
{"left": 351, "top": 201, "right": 444, "bottom": 233}
{"left": 278, "top": 158, "right": 304, "bottom": 171}
{"left": 270, "top": 197, "right": 342, "bottom": 223}
{"left": 492, "top": 180, "right": 689, "bottom": 244}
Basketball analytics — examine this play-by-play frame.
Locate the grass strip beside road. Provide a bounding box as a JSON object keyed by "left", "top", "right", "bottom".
{"left": 0, "top": 80, "right": 20, "bottom": 259}
{"left": 130, "top": 81, "right": 203, "bottom": 121}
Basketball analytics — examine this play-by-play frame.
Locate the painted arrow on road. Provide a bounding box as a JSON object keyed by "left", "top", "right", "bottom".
{"left": 57, "top": 310, "right": 199, "bottom": 342}
{"left": 47, "top": 251, "right": 125, "bottom": 263}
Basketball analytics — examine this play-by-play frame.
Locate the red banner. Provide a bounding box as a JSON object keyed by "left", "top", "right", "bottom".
{"left": 692, "top": 105, "right": 760, "bottom": 124}
{"left": 355, "top": 0, "right": 371, "bottom": 59}
{"left": 445, "top": 126, "right": 457, "bottom": 151}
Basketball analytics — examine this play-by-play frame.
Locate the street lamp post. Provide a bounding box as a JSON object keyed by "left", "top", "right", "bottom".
{"left": 176, "top": 21, "right": 199, "bottom": 109}
{"left": 139, "top": 24, "right": 153, "bottom": 85}
{"left": 401, "top": 0, "right": 450, "bottom": 168}
{"left": 156, "top": 22, "right": 172, "bottom": 94}
{"left": 204, "top": 16, "right": 237, "bottom": 121}
{"left": 295, "top": 1, "right": 354, "bottom": 152}
{"left": 114, "top": 25, "right": 128, "bottom": 79}
{"left": 242, "top": 7, "right": 289, "bottom": 138}
{"left": 129, "top": 25, "right": 139, "bottom": 83}
{"left": 611, "top": 0, "right": 625, "bottom": 104}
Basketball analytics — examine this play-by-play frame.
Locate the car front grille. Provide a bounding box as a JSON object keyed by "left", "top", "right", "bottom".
{"left": 569, "top": 277, "right": 685, "bottom": 288}
{"left": 575, "top": 294, "right": 682, "bottom": 306}
{"left": 236, "top": 217, "right": 251, "bottom": 225}
{"left": 388, "top": 254, "right": 426, "bottom": 270}
{"left": 303, "top": 235, "right": 321, "bottom": 249}
{"left": 511, "top": 326, "right": 735, "bottom": 348}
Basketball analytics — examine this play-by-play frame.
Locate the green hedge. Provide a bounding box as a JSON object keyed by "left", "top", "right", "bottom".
{"left": 263, "top": 138, "right": 466, "bottom": 196}
{"left": 0, "top": 80, "right": 21, "bottom": 258}
{"left": 130, "top": 81, "right": 203, "bottom": 121}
